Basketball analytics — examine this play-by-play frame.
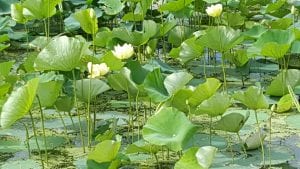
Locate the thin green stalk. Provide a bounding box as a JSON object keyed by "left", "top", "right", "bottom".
{"left": 209, "top": 116, "right": 212, "bottom": 145}
{"left": 87, "top": 77, "right": 92, "bottom": 148}
{"left": 58, "top": 111, "right": 71, "bottom": 145}
{"left": 237, "top": 132, "right": 247, "bottom": 157}
{"left": 221, "top": 56, "right": 227, "bottom": 92}
{"left": 36, "top": 96, "right": 48, "bottom": 163}
{"left": 22, "top": 122, "right": 31, "bottom": 158}
{"left": 72, "top": 70, "right": 86, "bottom": 153}
{"left": 29, "top": 111, "right": 44, "bottom": 169}
{"left": 67, "top": 111, "right": 75, "bottom": 129}
{"left": 254, "top": 110, "right": 265, "bottom": 167}
{"left": 269, "top": 111, "right": 272, "bottom": 168}
{"left": 135, "top": 91, "right": 140, "bottom": 141}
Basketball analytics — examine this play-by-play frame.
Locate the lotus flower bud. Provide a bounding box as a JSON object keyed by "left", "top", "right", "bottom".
{"left": 291, "top": 5, "right": 296, "bottom": 14}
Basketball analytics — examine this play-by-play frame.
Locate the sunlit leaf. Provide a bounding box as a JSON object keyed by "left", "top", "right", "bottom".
{"left": 74, "top": 8, "right": 98, "bottom": 34}
{"left": 0, "top": 78, "right": 39, "bottom": 128}
{"left": 143, "top": 107, "right": 197, "bottom": 151}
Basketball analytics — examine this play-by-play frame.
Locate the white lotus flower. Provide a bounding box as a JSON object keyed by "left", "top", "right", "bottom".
{"left": 87, "top": 62, "right": 109, "bottom": 78}
{"left": 206, "top": 4, "right": 223, "bottom": 17}
{"left": 112, "top": 43, "right": 134, "bottom": 60}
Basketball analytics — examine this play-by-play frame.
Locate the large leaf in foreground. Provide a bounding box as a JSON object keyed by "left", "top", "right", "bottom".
{"left": 1, "top": 78, "right": 39, "bottom": 128}
{"left": 88, "top": 139, "right": 121, "bottom": 163}
{"left": 143, "top": 107, "right": 197, "bottom": 151}
{"left": 34, "top": 36, "right": 90, "bottom": 71}
{"left": 233, "top": 86, "right": 269, "bottom": 110}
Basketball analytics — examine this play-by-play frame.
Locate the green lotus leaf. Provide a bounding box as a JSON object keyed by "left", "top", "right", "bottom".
{"left": 11, "top": 3, "right": 26, "bottom": 23}
{"left": 198, "top": 26, "right": 244, "bottom": 52}
{"left": 0, "top": 78, "right": 39, "bottom": 128}
{"left": 0, "top": 60, "right": 15, "bottom": 77}
{"left": 174, "top": 146, "right": 218, "bottom": 169}
{"left": 269, "top": 18, "right": 292, "bottom": 30}
{"left": 266, "top": 69, "right": 300, "bottom": 96}
{"left": 34, "top": 36, "right": 90, "bottom": 71}
{"left": 168, "top": 26, "right": 195, "bottom": 47}
{"left": 275, "top": 94, "right": 293, "bottom": 113}
{"left": 243, "top": 25, "right": 267, "bottom": 39}
{"left": 214, "top": 112, "right": 250, "bottom": 133}
{"left": 195, "top": 93, "right": 231, "bottom": 117}
{"left": 233, "top": 86, "right": 269, "bottom": 110}
{"left": 54, "top": 96, "right": 74, "bottom": 112}
{"left": 88, "top": 139, "right": 121, "bottom": 163}
{"left": 265, "top": 0, "right": 286, "bottom": 13}
{"left": 22, "top": 0, "right": 62, "bottom": 20}
{"left": 188, "top": 78, "right": 221, "bottom": 108}
{"left": 98, "top": 0, "right": 124, "bottom": 15}
{"left": 143, "top": 68, "right": 169, "bottom": 102}
{"left": 164, "top": 71, "right": 193, "bottom": 95}
{"left": 74, "top": 8, "right": 98, "bottom": 34}
{"left": 159, "top": 0, "right": 193, "bottom": 12}
{"left": 126, "top": 139, "right": 160, "bottom": 154}
{"left": 108, "top": 67, "right": 139, "bottom": 97}
{"left": 179, "top": 37, "right": 204, "bottom": 64}
{"left": 125, "top": 61, "right": 149, "bottom": 85}
{"left": 112, "top": 28, "right": 149, "bottom": 46}
{"left": 166, "top": 88, "right": 193, "bottom": 113}
{"left": 142, "top": 107, "right": 197, "bottom": 152}
{"left": 76, "top": 79, "right": 110, "bottom": 102}
{"left": 222, "top": 12, "right": 245, "bottom": 27}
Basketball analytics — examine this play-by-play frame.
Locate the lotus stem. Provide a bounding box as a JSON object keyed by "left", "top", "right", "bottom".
{"left": 269, "top": 111, "right": 272, "bottom": 168}
{"left": 254, "top": 110, "right": 265, "bottom": 167}
{"left": 58, "top": 111, "right": 71, "bottom": 145}
{"left": 87, "top": 76, "right": 92, "bottom": 148}
{"left": 36, "top": 95, "right": 48, "bottom": 163}
{"left": 221, "top": 55, "right": 227, "bottom": 92}
{"left": 29, "top": 111, "right": 44, "bottom": 169}
{"left": 22, "top": 122, "right": 31, "bottom": 158}
{"left": 72, "top": 70, "right": 86, "bottom": 153}
{"left": 236, "top": 132, "right": 247, "bottom": 157}
{"left": 209, "top": 116, "right": 212, "bottom": 145}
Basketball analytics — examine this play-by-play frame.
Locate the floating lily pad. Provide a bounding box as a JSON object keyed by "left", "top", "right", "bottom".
{"left": 0, "top": 136, "right": 26, "bottom": 153}
{"left": 29, "top": 136, "right": 66, "bottom": 150}
{"left": 286, "top": 114, "right": 300, "bottom": 129}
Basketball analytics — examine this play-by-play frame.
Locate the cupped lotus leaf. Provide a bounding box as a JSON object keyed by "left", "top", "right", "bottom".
{"left": 37, "top": 80, "right": 63, "bottom": 107}
{"left": 159, "top": 0, "right": 193, "bottom": 12}
{"left": 142, "top": 107, "right": 197, "bottom": 152}
{"left": 243, "top": 25, "right": 267, "bottom": 39}
{"left": 168, "top": 26, "right": 195, "bottom": 47}
{"left": 125, "top": 61, "right": 149, "bottom": 85}
{"left": 158, "top": 20, "right": 177, "bottom": 37}
{"left": 249, "top": 29, "right": 295, "bottom": 58}
{"left": 275, "top": 94, "right": 293, "bottom": 113}
{"left": 76, "top": 79, "right": 110, "bottom": 102}
{"left": 233, "top": 86, "right": 269, "bottom": 110}
{"left": 195, "top": 93, "right": 231, "bottom": 117}
{"left": 198, "top": 26, "right": 244, "bottom": 52}
{"left": 0, "top": 83, "right": 11, "bottom": 98}
{"left": 22, "top": 0, "right": 62, "bottom": 20}
{"left": 94, "top": 28, "right": 113, "bottom": 47}
{"left": 222, "top": 12, "right": 245, "bottom": 27}
{"left": 74, "top": 8, "right": 98, "bottom": 34}
{"left": 266, "top": 69, "right": 300, "bottom": 96}
{"left": 34, "top": 36, "right": 90, "bottom": 71}
{"left": 269, "top": 18, "right": 292, "bottom": 30}
{"left": 88, "top": 139, "right": 121, "bottom": 163}
{"left": 143, "top": 68, "right": 169, "bottom": 102}
{"left": 188, "top": 78, "right": 221, "bottom": 108}
{"left": 214, "top": 112, "right": 250, "bottom": 133}
{"left": 126, "top": 139, "right": 160, "bottom": 154}
{"left": 265, "top": 0, "right": 286, "bottom": 13}
{"left": 166, "top": 88, "right": 193, "bottom": 113}
{"left": 100, "top": 51, "right": 124, "bottom": 71}
{"left": 261, "top": 42, "right": 290, "bottom": 59}
{"left": 143, "top": 20, "right": 159, "bottom": 38}
{"left": 54, "top": 96, "right": 74, "bottom": 112}
{"left": 164, "top": 72, "right": 193, "bottom": 95}
{"left": 174, "top": 146, "right": 217, "bottom": 169}
{"left": 224, "top": 49, "right": 248, "bottom": 67}
{"left": 0, "top": 60, "right": 15, "bottom": 77}
{"left": 108, "top": 67, "right": 139, "bottom": 97}
{"left": 179, "top": 37, "right": 204, "bottom": 64}
{"left": 98, "top": 0, "right": 124, "bottom": 15}
{"left": 112, "top": 28, "right": 149, "bottom": 46}
{"left": 11, "top": 3, "right": 26, "bottom": 23}
{"left": 0, "top": 78, "right": 39, "bottom": 128}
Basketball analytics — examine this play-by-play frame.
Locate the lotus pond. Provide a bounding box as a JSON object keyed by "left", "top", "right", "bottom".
{"left": 1, "top": 0, "right": 300, "bottom": 169}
